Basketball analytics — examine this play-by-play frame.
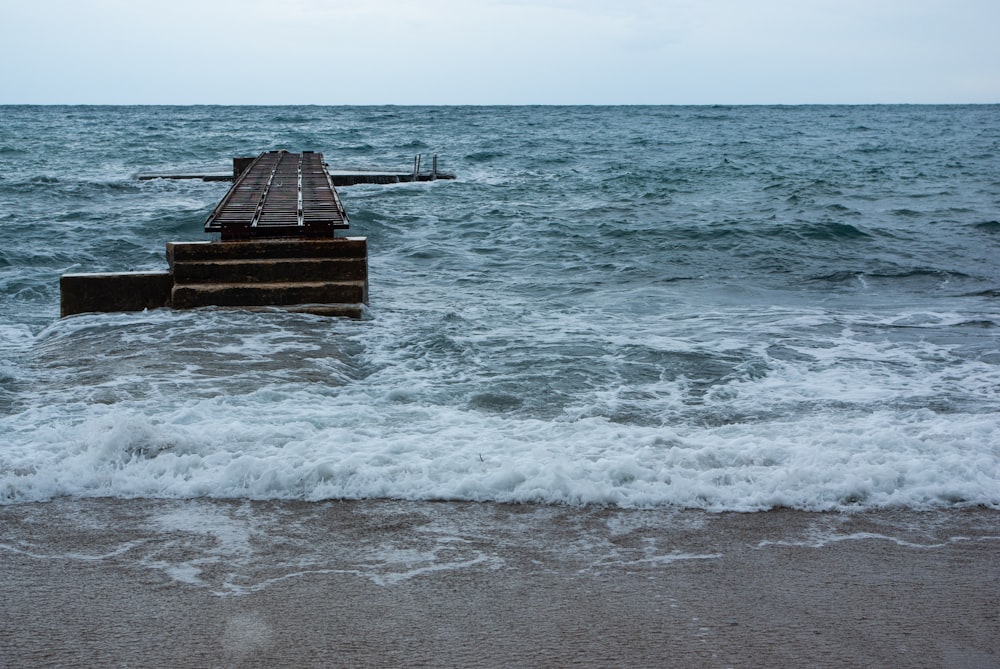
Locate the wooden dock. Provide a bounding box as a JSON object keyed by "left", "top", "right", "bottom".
{"left": 61, "top": 150, "right": 373, "bottom": 318}
{"left": 205, "top": 150, "right": 350, "bottom": 241}
{"left": 136, "top": 153, "right": 455, "bottom": 186}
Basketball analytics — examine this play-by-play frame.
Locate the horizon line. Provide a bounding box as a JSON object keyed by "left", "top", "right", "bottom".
{"left": 2, "top": 101, "right": 998, "bottom": 107}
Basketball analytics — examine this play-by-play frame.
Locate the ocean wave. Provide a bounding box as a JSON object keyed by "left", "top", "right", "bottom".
{"left": 807, "top": 267, "right": 974, "bottom": 286}
{"left": 3, "top": 299, "right": 998, "bottom": 510}
{"left": 465, "top": 151, "right": 509, "bottom": 162}
{"left": 1, "top": 401, "right": 996, "bottom": 511}
{"left": 796, "top": 221, "right": 870, "bottom": 239}
{"left": 1, "top": 104, "right": 998, "bottom": 513}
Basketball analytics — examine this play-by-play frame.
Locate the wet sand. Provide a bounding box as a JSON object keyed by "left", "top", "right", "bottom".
{"left": 1, "top": 500, "right": 998, "bottom": 668}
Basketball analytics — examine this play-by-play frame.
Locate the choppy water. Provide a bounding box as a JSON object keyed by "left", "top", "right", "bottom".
{"left": 1, "top": 105, "right": 998, "bottom": 510}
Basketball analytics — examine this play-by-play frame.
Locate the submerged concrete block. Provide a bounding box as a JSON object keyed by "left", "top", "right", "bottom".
{"left": 167, "top": 237, "right": 369, "bottom": 311}
{"left": 171, "top": 280, "right": 367, "bottom": 309}
{"left": 167, "top": 238, "right": 367, "bottom": 264}
{"left": 171, "top": 257, "right": 368, "bottom": 285}
{"left": 59, "top": 238, "right": 369, "bottom": 318}
{"left": 60, "top": 272, "right": 173, "bottom": 317}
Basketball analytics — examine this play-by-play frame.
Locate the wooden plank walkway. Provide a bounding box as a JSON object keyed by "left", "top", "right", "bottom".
{"left": 203, "top": 151, "right": 350, "bottom": 241}
{"left": 136, "top": 154, "right": 455, "bottom": 186}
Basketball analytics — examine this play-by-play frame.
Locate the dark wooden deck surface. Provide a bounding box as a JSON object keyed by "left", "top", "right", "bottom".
{"left": 203, "top": 151, "right": 350, "bottom": 240}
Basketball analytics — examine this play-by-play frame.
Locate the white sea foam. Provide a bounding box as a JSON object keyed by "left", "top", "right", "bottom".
{"left": 1, "top": 377, "right": 997, "bottom": 510}
{"left": 2, "top": 301, "right": 999, "bottom": 511}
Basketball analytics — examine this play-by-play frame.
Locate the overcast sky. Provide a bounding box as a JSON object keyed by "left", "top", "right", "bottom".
{"left": 2, "top": 0, "right": 998, "bottom": 104}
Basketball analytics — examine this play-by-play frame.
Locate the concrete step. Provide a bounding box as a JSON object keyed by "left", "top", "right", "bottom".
{"left": 167, "top": 237, "right": 367, "bottom": 264}
{"left": 172, "top": 280, "right": 367, "bottom": 309}
{"left": 61, "top": 272, "right": 173, "bottom": 317}
{"left": 172, "top": 257, "right": 368, "bottom": 285}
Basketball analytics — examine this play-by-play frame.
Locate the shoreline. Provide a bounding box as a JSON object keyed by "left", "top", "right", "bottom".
{"left": 2, "top": 499, "right": 998, "bottom": 668}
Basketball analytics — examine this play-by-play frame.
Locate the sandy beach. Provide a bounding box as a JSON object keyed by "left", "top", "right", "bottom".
{"left": 1, "top": 500, "right": 997, "bottom": 668}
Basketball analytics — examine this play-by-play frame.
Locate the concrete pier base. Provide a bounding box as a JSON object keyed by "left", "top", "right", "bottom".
{"left": 60, "top": 272, "right": 173, "bottom": 318}
{"left": 168, "top": 238, "right": 368, "bottom": 311}
{"left": 59, "top": 238, "right": 368, "bottom": 318}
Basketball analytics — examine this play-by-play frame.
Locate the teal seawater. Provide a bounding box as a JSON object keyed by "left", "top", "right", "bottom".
{"left": 0, "top": 105, "right": 998, "bottom": 509}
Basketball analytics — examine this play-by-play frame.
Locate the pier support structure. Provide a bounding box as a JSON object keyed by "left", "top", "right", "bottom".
{"left": 60, "top": 151, "right": 369, "bottom": 318}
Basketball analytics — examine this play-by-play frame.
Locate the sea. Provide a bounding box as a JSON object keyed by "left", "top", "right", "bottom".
{"left": 0, "top": 105, "right": 998, "bottom": 513}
